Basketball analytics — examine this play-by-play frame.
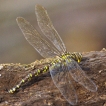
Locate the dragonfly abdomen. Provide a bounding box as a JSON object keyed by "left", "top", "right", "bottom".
{"left": 8, "top": 65, "right": 49, "bottom": 93}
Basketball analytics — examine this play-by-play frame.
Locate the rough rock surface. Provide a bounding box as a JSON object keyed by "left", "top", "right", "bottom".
{"left": 0, "top": 49, "right": 106, "bottom": 106}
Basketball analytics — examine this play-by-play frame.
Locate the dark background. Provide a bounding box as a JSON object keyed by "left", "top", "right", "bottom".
{"left": 0, "top": 0, "right": 106, "bottom": 64}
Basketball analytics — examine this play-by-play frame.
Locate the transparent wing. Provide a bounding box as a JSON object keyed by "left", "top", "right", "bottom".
{"left": 16, "top": 17, "right": 60, "bottom": 58}
{"left": 67, "top": 58, "right": 97, "bottom": 92}
{"left": 35, "top": 5, "right": 66, "bottom": 53}
{"left": 50, "top": 62, "right": 77, "bottom": 105}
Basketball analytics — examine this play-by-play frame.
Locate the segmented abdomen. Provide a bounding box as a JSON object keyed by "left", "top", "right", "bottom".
{"left": 8, "top": 65, "right": 49, "bottom": 93}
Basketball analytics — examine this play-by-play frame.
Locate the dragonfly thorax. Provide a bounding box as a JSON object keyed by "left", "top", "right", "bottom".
{"left": 51, "top": 52, "right": 82, "bottom": 69}
{"left": 60, "top": 52, "right": 82, "bottom": 63}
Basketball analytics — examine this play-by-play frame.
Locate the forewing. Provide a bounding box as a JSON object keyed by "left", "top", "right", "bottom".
{"left": 68, "top": 58, "right": 97, "bottom": 92}
{"left": 50, "top": 62, "right": 77, "bottom": 105}
{"left": 35, "top": 5, "right": 66, "bottom": 53}
{"left": 16, "top": 17, "right": 60, "bottom": 58}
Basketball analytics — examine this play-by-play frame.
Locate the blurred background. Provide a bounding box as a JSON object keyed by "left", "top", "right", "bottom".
{"left": 0, "top": 0, "right": 106, "bottom": 64}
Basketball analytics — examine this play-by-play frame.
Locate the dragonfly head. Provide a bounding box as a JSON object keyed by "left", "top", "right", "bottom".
{"left": 70, "top": 52, "right": 82, "bottom": 63}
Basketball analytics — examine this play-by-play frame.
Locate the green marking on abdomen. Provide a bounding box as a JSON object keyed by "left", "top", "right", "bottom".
{"left": 8, "top": 65, "right": 49, "bottom": 93}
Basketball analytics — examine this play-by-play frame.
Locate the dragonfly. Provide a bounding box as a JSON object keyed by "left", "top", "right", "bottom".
{"left": 8, "top": 5, "right": 97, "bottom": 105}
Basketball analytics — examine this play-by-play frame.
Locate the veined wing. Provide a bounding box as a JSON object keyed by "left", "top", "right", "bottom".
{"left": 67, "top": 57, "right": 97, "bottom": 92}
{"left": 50, "top": 62, "right": 77, "bottom": 105}
{"left": 35, "top": 5, "right": 66, "bottom": 54}
{"left": 16, "top": 17, "right": 60, "bottom": 58}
